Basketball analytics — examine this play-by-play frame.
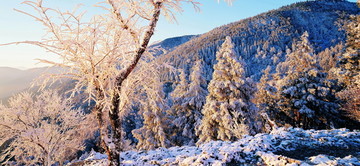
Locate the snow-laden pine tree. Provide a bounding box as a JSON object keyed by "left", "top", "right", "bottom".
{"left": 0, "top": 91, "right": 92, "bottom": 166}
{"left": 317, "top": 44, "right": 344, "bottom": 73}
{"left": 276, "top": 32, "right": 344, "bottom": 129}
{"left": 171, "top": 70, "right": 189, "bottom": 103}
{"left": 196, "top": 36, "right": 257, "bottom": 145}
{"left": 132, "top": 62, "right": 171, "bottom": 150}
{"left": 132, "top": 93, "right": 170, "bottom": 150}
{"left": 170, "top": 60, "right": 207, "bottom": 146}
{"left": 336, "top": 14, "right": 360, "bottom": 125}
{"left": 253, "top": 66, "right": 280, "bottom": 133}
{"left": 336, "top": 15, "right": 360, "bottom": 86}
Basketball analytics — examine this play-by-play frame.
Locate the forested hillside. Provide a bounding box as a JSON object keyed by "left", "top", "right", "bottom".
{"left": 158, "top": 0, "right": 359, "bottom": 81}
{"left": 117, "top": 0, "right": 360, "bottom": 151}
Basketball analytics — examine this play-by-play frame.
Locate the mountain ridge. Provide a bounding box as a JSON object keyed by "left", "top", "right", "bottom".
{"left": 0, "top": 66, "right": 65, "bottom": 102}
{"left": 157, "top": 0, "right": 359, "bottom": 81}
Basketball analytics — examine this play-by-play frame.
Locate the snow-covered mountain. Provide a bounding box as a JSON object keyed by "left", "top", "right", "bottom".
{"left": 157, "top": 0, "right": 359, "bottom": 81}
{"left": 150, "top": 35, "right": 196, "bottom": 56}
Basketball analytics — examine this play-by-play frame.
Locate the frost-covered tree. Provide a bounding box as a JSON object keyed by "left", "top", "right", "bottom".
{"left": 171, "top": 70, "right": 189, "bottom": 103}
{"left": 130, "top": 59, "right": 172, "bottom": 150}
{"left": 196, "top": 36, "right": 257, "bottom": 145}
{"left": 253, "top": 66, "right": 280, "bottom": 133}
{"left": 0, "top": 91, "right": 91, "bottom": 166}
{"left": 276, "top": 32, "right": 344, "bottom": 129}
{"left": 336, "top": 14, "right": 360, "bottom": 125}
{"left": 336, "top": 15, "right": 360, "bottom": 86}
{"left": 169, "top": 70, "right": 190, "bottom": 145}
{"left": 317, "top": 43, "right": 344, "bottom": 73}
{"left": 170, "top": 60, "right": 207, "bottom": 146}
{"left": 132, "top": 93, "right": 171, "bottom": 150}
{"left": 2, "top": 0, "right": 233, "bottom": 165}
{"left": 285, "top": 32, "right": 318, "bottom": 74}
{"left": 337, "top": 85, "right": 360, "bottom": 123}
{"left": 278, "top": 69, "right": 343, "bottom": 129}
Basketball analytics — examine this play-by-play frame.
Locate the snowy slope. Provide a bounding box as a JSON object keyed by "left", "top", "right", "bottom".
{"left": 71, "top": 127, "right": 360, "bottom": 166}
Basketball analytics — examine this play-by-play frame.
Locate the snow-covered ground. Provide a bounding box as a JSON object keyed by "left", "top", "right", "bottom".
{"left": 70, "top": 127, "right": 360, "bottom": 166}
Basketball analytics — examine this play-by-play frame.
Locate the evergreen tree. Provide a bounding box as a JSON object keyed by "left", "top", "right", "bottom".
{"left": 132, "top": 70, "right": 171, "bottom": 150}
{"left": 169, "top": 70, "right": 189, "bottom": 145}
{"left": 171, "top": 70, "right": 189, "bottom": 101}
{"left": 253, "top": 66, "right": 281, "bottom": 133}
{"left": 276, "top": 32, "right": 343, "bottom": 129}
{"left": 317, "top": 44, "right": 344, "bottom": 73}
{"left": 170, "top": 60, "right": 208, "bottom": 146}
{"left": 336, "top": 14, "right": 360, "bottom": 125}
{"left": 337, "top": 15, "right": 360, "bottom": 86}
{"left": 197, "top": 36, "right": 257, "bottom": 145}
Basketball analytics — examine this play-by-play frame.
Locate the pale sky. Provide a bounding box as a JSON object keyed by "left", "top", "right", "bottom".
{"left": 0, "top": 0, "right": 356, "bottom": 69}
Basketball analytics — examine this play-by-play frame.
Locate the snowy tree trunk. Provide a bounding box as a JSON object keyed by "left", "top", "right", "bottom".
{"left": 107, "top": 2, "right": 163, "bottom": 165}
{"left": 46, "top": 153, "right": 51, "bottom": 166}
{"left": 93, "top": 87, "right": 113, "bottom": 164}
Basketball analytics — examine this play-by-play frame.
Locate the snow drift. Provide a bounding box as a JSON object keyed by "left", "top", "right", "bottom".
{"left": 70, "top": 127, "right": 360, "bottom": 166}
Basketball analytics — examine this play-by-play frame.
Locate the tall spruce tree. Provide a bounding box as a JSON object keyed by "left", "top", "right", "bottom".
{"left": 253, "top": 66, "right": 280, "bottom": 133}
{"left": 336, "top": 14, "right": 360, "bottom": 125}
{"left": 132, "top": 67, "right": 171, "bottom": 150}
{"left": 170, "top": 60, "right": 207, "bottom": 146}
{"left": 196, "top": 36, "right": 257, "bottom": 145}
